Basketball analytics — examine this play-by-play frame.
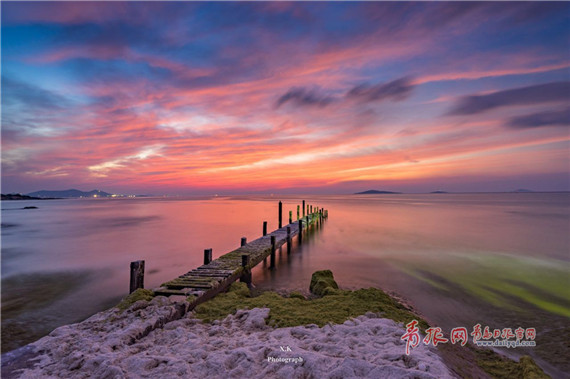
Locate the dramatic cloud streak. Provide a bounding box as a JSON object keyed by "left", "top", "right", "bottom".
{"left": 276, "top": 88, "right": 336, "bottom": 108}
{"left": 347, "top": 77, "right": 415, "bottom": 103}
{"left": 448, "top": 82, "right": 570, "bottom": 115}
{"left": 506, "top": 108, "right": 570, "bottom": 129}
{"left": 1, "top": 2, "right": 569, "bottom": 194}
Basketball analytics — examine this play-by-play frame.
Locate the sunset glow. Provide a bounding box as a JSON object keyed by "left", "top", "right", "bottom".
{"left": 2, "top": 2, "right": 569, "bottom": 194}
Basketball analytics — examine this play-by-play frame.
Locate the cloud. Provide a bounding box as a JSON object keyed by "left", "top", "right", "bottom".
{"left": 506, "top": 107, "right": 570, "bottom": 129}
{"left": 1, "top": 76, "right": 70, "bottom": 110}
{"left": 2, "top": 2, "right": 570, "bottom": 194}
{"left": 88, "top": 145, "right": 165, "bottom": 177}
{"left": 415, "top": 63, "right": 570, "bottom": 85}
{"left": 346, "top": 77, "right": 415, "bottom": 103}
{"left": 276, "top": 77, "right": 415, "bottom": 109}
{"left": 448, "top": 81, "right": 570, "bottom": 115}
{"left": 1, "top": 76, "right": 81, "bottom": 138}
{"left": 275, "top": 87, "right": 336, "bottom": 108}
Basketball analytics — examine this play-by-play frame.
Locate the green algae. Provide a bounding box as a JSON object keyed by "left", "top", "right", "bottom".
{"left": 116, "top": 288, "right": 154, "bottom": 311}
{"left": 194, "top": 281, "right": 428, "bottom": 330}
{"left": 289, "top": 291, "right": 306, "bottom": 300}
{"left": 475, "top": 349, "right": 550, "bottom": 379}
{"left": 1, "top": 271, "right": 92, "bottom": 352}
{"left": 392, "top": 253, "right": 570, "bottom": 318}
{"left": 2, "top": 272, "right": 87, "bottom": 319}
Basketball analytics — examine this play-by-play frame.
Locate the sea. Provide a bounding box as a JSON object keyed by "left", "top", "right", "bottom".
{"left": 1, "top": 193, "right": 569, "bottom": 376}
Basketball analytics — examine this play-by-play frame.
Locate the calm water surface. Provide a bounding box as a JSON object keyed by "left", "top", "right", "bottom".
{"left": 2, "top": 194, "right": 569, "bottom": 375}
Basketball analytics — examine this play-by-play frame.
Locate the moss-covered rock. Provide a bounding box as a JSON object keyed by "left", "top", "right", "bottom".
{"left": 309, "top": 269, "right": 339, "bottom": 297}
{"left": 476, "top": 349, "right": 550, "bottom": 379}
{"left": 116, "top": 289, "right": 154, "bottom": 311}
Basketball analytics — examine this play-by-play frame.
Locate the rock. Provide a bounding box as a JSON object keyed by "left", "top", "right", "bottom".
{"left": 243, "top": 308, "right": 270, "bottom": 331}
{"left": 309, "top": 270, "right": 339, "bottom": 297}
{"left": 13, "top": 306, "right": 455, "bottom": 379}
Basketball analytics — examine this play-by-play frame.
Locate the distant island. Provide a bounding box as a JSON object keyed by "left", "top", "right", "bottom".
{"left": 22, "top": 189, "right": 146, "bottom": 198}
{"left": 430, "top": 190, "right": 448, "bottom": 194}
{"left": 354, "top": 190, "right": 402, "bottom": 194}
{"left": 26, "top": 189, "right": 113, "bottom": 198}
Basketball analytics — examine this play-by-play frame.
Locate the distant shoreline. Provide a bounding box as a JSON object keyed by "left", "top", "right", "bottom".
{"left": 0, "top": 194, "right": 60, "bottom": 201}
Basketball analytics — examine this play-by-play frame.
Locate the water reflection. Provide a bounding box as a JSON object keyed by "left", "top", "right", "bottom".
{"left": 1, "top": 194, "right": 568, "bottom": 375}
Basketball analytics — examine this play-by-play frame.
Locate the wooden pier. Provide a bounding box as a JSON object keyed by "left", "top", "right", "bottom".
{"left": 147, "top": 202, "right": 328, "bottom": 310}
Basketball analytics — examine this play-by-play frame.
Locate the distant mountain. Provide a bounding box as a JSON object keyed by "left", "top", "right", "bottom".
{"left": 512, "top": 189, "right": 534, "bottom": 193}
{"left": 430, "top": 190, "right": 448, "bottom": 194}
{"left": 354, "top": 190, "right": 402, "bottom": 194}
{"left": 27, "top": 189, "right": 113, "bottom": 198}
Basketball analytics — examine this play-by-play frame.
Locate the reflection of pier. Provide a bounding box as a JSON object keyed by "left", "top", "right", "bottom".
{"left": 138, "top": 201, "right": 327, "bottom": 308}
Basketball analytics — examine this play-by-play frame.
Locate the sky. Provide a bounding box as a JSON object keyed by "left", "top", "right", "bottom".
{"left": 2, "top": 2, "right": 569, "bottom": 195}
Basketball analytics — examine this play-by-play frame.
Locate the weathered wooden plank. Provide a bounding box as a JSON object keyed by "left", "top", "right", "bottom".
{"left": 167, "top": 282, "right": 215, "bottom": 290}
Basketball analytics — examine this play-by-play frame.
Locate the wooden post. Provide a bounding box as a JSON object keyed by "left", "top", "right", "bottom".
{"left": 287, "top": 226, "right": 291, "bottom": 254}
{"left": 278, "top": 201, "right": 282, "bottom": 228}
{"left": 310, "top": 205, "right": 313, "bottom": 214}
{"left": 241, "top": 237, "right": 247, "bottom": 246}
{"left": 307, "top": 204, "right": 310, "bottom": 216}
{"left": 204, "top": 248, "right": 212, "bottom": 265}
{"left": 129, "top": 260, "right": 145, "bottom": 294}
{"left": 297, "top": 205, "right": 300, "bottom": 220}
{"left": 302, "top": 200, "right": 305, "bottom": 217}
{"left": 270, "top": 235, "right": 276, "bottom": 269}
{"left": 263, "top": 221, "right": 267, "bottom": 236}
{"left": 289, "top": 210, "right": 292, "bottom": 224}
{"left": 240, "top": 254, "right": 251, "bottom": 285}
{"left": 299, "top": 219, "right": 303, "bottom": 243}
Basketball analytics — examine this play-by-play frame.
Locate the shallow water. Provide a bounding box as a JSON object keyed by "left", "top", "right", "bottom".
{"left": 1, "top": 193, "right": 569, "bottom": 375}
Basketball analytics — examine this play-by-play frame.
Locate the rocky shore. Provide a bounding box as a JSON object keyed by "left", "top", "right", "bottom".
{"left": 1, "top": 271, "right": 550, "bottom": 378}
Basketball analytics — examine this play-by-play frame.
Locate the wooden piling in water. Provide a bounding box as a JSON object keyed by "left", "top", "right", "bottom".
{"left": 297, "top": 205, "right": 300, "bottom": 220}
{"left": 129, "top": 260, "right": 145, "bottom": 293}
{"left": 240, "top": 254, "right": 251, "bottom": 285}
{"left": 204, "top": 248, "right": 213, "bottom": 265}
{"left": 270, "top": 235, "right": 276, "bottom": 269}
{"left": 263, "top": 221, "right": 267, "bottom": 236}
{"left": 302, "top": 200, "right": 305, "bottom": 217}
{"left": 289, "top": 210, "right": 292, "bottom": 224}
{"left": 299, "top": 219, "right": 303, "bottom": 243}
{"left": 287, "top": 226, "right": 291, "bottom": 254}
{"left": 279, "top": 201, "right": 282, "bottom": 228}
{"left": 241, "top": 237, "right": 247, "bottom": 246}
